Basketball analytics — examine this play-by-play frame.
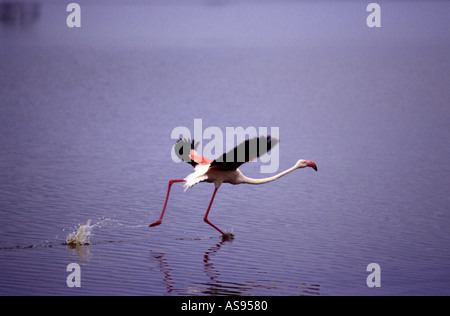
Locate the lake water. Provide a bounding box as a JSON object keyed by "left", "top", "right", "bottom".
{"left": 0, "top": 0, "right": 449, "bottom": 296}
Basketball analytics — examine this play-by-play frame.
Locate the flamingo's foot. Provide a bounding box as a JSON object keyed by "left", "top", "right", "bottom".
{"left": 149, "top": 221, "right": 161, "bottom": 227}
{"left": 221, "top": 233, "right": 235, "bottom": 241}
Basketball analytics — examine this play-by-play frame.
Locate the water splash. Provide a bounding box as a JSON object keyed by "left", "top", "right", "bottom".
{"left": 0, "top": 218, "right": 149, "bottom": 251}
{"left": 65, "top": 220, "right": 93, "bottom": 246}
{"left": 64, "top": 218, "right": 148, "bottom": 247}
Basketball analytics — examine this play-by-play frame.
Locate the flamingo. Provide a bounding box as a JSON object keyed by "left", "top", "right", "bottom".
{"left": 149, "top": 136, "right": 317, "bottom": 240}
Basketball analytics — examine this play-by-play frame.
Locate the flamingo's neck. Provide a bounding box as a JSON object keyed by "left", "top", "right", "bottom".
{"left": 239, "top": 164, "right": 299, "bottom": 185}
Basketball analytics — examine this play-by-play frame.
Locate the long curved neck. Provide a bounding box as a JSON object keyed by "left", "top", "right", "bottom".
{"left": 240, "top": 164, "right": 298, "bottom": 185}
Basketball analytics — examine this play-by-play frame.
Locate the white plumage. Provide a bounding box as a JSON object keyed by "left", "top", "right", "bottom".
{"left": 184, "top": 164, "right": 210, "bottom": 191}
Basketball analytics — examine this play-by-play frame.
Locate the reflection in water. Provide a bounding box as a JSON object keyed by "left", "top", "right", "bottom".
{"left": 200, "top": 241, "right": 246, "bottom": 295}
{"left": 200, "top": 241, "right": 258, "bottom": 296}
{"left": 0, "top": 2, "right": 41, "bottom": 27}
{"left": 151, "top": 240, "right": 320, "bottom": 296}
{"left": 202, "top": 242, "right": 223, "bottom": 292}
{"left": 150, "top": 251, "right": 177, "bottom": 294}
{"left": 66, "top": 244, "right": 92, "bottom": 261}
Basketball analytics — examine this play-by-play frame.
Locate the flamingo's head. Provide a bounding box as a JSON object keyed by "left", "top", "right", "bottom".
{"left": 296, "top": 159, "right": 318, "bottom": 171}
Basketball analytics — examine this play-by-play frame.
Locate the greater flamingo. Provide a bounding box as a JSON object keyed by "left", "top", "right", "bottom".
{"left": 149, "top": 136, "right": 317, "bottom": 240}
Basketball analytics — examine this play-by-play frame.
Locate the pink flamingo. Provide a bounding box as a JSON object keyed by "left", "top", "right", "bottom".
{"left": 150, "top": 136, "right": 317, "bottom": 240}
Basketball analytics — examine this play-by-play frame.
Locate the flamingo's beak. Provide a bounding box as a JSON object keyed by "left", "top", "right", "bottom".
{"left": 305, "top": 160, "right": 318, "bottom": 171}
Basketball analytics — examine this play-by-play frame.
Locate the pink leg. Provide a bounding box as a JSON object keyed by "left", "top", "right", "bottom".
{"left": 203, "top": 188, "right": 231, "bottom": 239}
{"left": 149, "top": 179, "right": 185, "bottom": 227}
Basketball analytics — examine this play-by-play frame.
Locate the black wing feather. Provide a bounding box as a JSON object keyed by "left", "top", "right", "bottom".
{"left": 174, "top": 138, "right": 198, "bottom": 167}
{"left": 210, "top": 136, "right": 279, "bottom": 170}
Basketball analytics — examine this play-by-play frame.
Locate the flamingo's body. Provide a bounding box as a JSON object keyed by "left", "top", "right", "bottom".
{"left": 150, "top": 136, "right": 317, "bottom": 240}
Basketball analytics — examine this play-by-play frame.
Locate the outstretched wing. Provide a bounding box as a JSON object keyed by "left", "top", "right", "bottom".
{"left": 210, "top": 136, "right": 279, "bottom": 171}
{"left": 174, "top": 138, "right": 213, "bottom": 168}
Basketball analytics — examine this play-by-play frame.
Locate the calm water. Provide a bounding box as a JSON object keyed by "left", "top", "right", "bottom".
{"left": 0, "top": 0, "right": 449, "bottom": 296}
